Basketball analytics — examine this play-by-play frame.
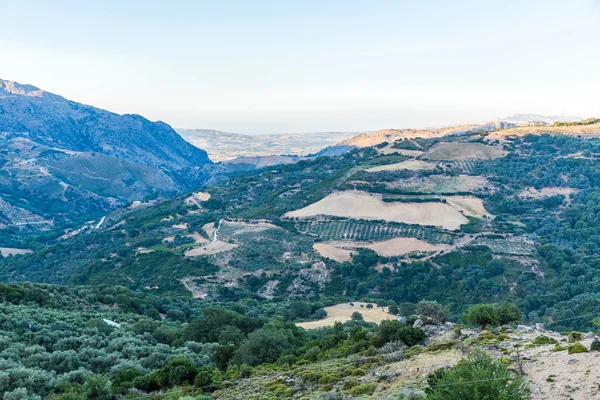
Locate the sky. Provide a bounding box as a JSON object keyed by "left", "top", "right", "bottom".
{"left": 1, "top": 0, "right": 599, "bottom": 134}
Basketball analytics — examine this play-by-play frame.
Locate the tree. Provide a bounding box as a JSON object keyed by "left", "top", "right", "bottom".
{"left": 463, "top": 304, "right": 500, "bottom": 329}
{"left": 351, "top": 311, "right": 364, "bottom": 321}
{"left": 232, "top": 328, "right": 293, "bottom": 366}
{"left": 425, "top": 351, "right": 529, "bottom": 400}
{"left": 389, "top": 304, "right": 400, "bottom": 315}
{"left": 417, "top": 300, "right": 447, "bottom": 323}
{"left": 213, "top": 345, "right": 236, "bottom": 371}
{"left": 82, "top": 375, "right": 113, "bottom": 400}
{"left": 497, "top": 302, "right": 523, "bottom": 325}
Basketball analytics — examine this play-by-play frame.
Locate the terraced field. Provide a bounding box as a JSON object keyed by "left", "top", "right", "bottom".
{"left": 424, "top": 142, "right": 507, "bottom": 160}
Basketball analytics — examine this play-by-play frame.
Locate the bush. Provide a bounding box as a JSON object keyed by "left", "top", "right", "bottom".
{"left": 532, "top": 335, "right": 558, "bottom": 346}
{"left": 591, "top": 339, "right": 600, "bottom": 351}
{"left": 463, "top": 304, "right": 499, "bottom": 329}
{"left": 417, "top": 300, "right": 447, "bottom": 323}
{"left": 425, "top": 350, "right": 529, "bottom": 400}
{"left": 404, "top": 345, "right": 424, "bottom": 359}
{"left": 568, "top": 332, "right": 583, "bottom": 343}
{"left": 496, "top": 302, "right": 523, "bottom": 325}
{"left": 348, "top": 383, "right": 376, "bottom": 396}
{"left": 568, "top": 342, "right": 588, "bottom": 354}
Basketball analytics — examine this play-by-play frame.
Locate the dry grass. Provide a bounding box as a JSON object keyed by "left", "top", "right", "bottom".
{"left": 486, "top": 122, "right": 600, "bottom": 140}
{"left": 312, "top": 243, "right": 353, "bottom": 263}
{"left": 314, "top": 238, "right": 447, "bottom": 260}
{"left": 424, "top": 142, "right": 507, "bottom": 160}
{"left": 296, "top": 302, "right": 393, "bottom": 329}
{"left": 366, "top": 159, "right": 437, "bottom": 172}
{"left": 443, "top": 196, "right": 492, "bottom": 217}
{"left": 285, "top": 191, "right": 469, "bottom": 230}
{"left": 184, "top": 240, "right": 239, "bottom": 256}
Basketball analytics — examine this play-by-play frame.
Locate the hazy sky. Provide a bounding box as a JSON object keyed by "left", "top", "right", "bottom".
{"left": 1, "top": 0, "right": 599, "bottom": 134}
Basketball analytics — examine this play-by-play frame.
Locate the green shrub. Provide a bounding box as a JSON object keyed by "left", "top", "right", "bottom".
{"left": 404, "top": 345, "right": 424, "bottom": 359}
{"left": 463, "top": 304, "right": 499, "bottom": 329}
{"left": 568, "top": 332, "right": 583, "bottom": 343}
{"left": 532, "top": 335, "right": 558, "bottom": 346}
{"left": 568, "top": 342, "right": 588, "bottom": 354}
{"left": 591, "top": 339, "right": 600, "bottom": 351}
{"left": 348, "top": 383, "right": 376, "bottom": 396}
{"left": 426, "top": 341, "right": 457, "bottom": 352}
{"left": 551, "top": 344, "right": 568, "bottom": 352}
{"left": 425, "top": 350, "right": 529, "bottom": 400}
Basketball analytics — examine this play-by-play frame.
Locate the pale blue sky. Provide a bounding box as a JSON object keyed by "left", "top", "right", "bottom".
{"left": 1, "top": 0, "right": 599, "bottom": 134}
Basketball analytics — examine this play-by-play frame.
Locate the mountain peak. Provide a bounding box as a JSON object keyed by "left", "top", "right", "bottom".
{"left": 0, "top": 79, "right": 47, "bottom": 98}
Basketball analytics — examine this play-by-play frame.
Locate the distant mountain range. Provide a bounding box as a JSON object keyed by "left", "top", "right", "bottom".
{"left": 0, "top": 79, "right": 212, "bottom": 244}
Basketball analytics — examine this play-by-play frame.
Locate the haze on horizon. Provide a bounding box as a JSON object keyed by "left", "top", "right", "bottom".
{"left": 1, "top": 0, "right": 599, "bottom": 134}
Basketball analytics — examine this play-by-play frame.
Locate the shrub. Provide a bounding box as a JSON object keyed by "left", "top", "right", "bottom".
{"left": 567, "top": 342, "right": 588, "bottom": 354}
{"left": 568, "top": 332, "right": 583, "bottom": 343}
{"left": 463, "top": 304, "right": 499, "bottom": 329}
{"left": 591, "top": 339, "right": 600, "bottom": 351}
{"left": 404, "top": 345, "right": 424, "bottom": 359}
{"left": 532, "top": 335, "right": 558, "bottom": 346}
{"left": 496, "top": 303, "right": 523, "bottom": 325}
{"left": 417, "top": 300, "right": 447, "bottom": 323}
{"left": 425, "top": 350, "right": 529, "bottom": 400}
{"left": 348, "top": 383, "right": 376, "bottom": 396}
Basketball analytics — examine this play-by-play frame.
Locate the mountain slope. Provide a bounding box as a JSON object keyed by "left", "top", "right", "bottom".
{"left": 0, "top": 79, "right": 212, "bottom": 244}
{"left": 0, "top": 79, "right": 210, "bottom": 168}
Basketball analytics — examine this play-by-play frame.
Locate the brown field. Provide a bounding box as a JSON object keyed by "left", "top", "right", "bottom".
{"left": 312, "top": 243, "right": 353, "bottom": 263}
{"left": 296, "top": 302, "right": 393, "bottom": 329}
{"left": 284, "top": 191, "right": 468, "bottom": 230}
{"left": 184, "top": 240, "right": 239, "bottom": 256}
{"left": 377, "top": 146, "right": 424, "bottom": 157}
{"left": 443, "top": 196, "right": 492, "bottom": 217}
{"left": 366, "top": 159, "right": 437, "bottom": 172}
{"left": 518, "top": 187, "right": 578, "bottom": 199}
{"left": 424, "top": 142, "right": 507, "bottom": 160}
{"left": 185, "top": 191, "right": 211, "bottom": 206}
{"left": 314, "top": 238, "right": 447, "bottom": 260}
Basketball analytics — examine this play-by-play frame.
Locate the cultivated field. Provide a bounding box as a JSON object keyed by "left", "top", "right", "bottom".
{"left": 296, "top": 302, "right": 393, "bottom": 329}
{"left": 184, "top": 191, "right": 211, "bottom": 207}
{"left": 285, "top": 191, "right": 469, "bottom": 230}
{"left": 313, "top": 237, "right": 447, "bottom": 260}
{"left": 366, "top": 159, "right": 436, "bottom": 172}
{"left": 385, "top": 174, "right": 490, "bottom": 193}
{"left": 443, "top": 196, "right": 491, "bottom": 217}
{"left": 312, "top": 243, "right": 353, "bottom": 263}
{"left": 296, "top": 219, "right": 457, "bottom": 244}
{"left": 485, "top": 122, "right": 600, "bottom": 140}
{"left": 424, "top": 142, "right": 507, "bottom": 160}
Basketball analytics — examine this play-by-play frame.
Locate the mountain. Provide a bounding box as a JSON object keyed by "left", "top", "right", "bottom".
{"left": 0, "top": 79, "right": 210, "bottom": 168}
{"left": 176, "top": 128, "right": 361, "bottom": 162}
{"left": 0, "top": 79, "right": 212, "bottom": 244}
{"left": 502, "top": 113, "right": 582, "bottom": 124}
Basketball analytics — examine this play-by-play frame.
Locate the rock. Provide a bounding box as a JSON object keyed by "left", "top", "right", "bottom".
{"left": 517, "top": 325, "right": 533, "bottom": 332}
{"left": 535, "top": 323, "right": 545, "bottom": 331}
{"left": 583, "top": 332, "right": 595, "bottom": 339}
{"left": 567, "top": 359, "right": 578, "bottom": 364}
{"left": 396, "top": 316, "right": 407, "bottom": 324}
{"left": 413, "top": 319, "right": 424, "bottom": 328}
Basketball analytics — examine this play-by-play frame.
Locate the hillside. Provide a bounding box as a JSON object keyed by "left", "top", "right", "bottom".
{"left": 4, "top": 131, "right": 600, "bottom": 332}
{"left": 0, "top": 79, "right": 215, "bottom": 245}
{"left": 177, "top": 128, "right": 360, "bottom": 162}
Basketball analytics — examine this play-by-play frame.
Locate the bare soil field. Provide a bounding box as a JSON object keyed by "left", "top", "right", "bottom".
{"left": 312, "top": 243, "right": 353, "bottom": 263}
{"left": 377, "top": 145, "right": 424, "bottom": 157}
{"left": 443, "top": 196, "right": 492, "bottom": 217}
{"left": 518, "top": 187, "right": 578, "bottom": 199}
{"left": 172, "top": 223, "right": 189, "bottom": 230}
{"left": 296, "top": 302, "right": 393, "bottom": 329}
{"left": 285, "top": 191, "right": 469, "bottom": 230}
{"left": 314, "top": 238, "right": 447, "bottom": 260}
{"left": 184, "top": 240, "right": 239, "bottom": 256}
{"left": 424, "top": 142, "right": 507, "bottom": 160}
{"left": 366, "top": 159, "right": 437, "bottom": 172}
{"left": 0, "top": 247, "right": 33, "bottom": 256}
{"left": 184, "top": 191, "right": 211, "bottom": 206}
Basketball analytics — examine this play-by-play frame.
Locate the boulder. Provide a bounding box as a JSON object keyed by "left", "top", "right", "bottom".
{"left": 413, "top": 319, "right": 424, "bottom": 328}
